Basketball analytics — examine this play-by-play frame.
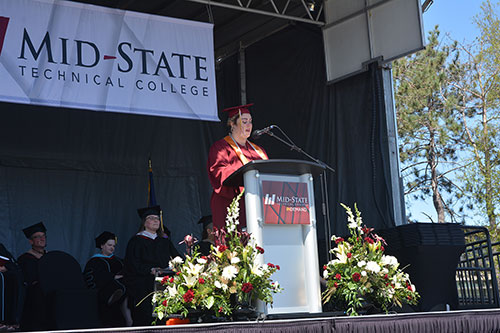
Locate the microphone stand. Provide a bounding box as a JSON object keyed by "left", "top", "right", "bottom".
{"left": 262, "top": 126, "right": 335, "bottom": 261}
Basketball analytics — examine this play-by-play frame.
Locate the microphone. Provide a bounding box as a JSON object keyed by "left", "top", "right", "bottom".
{"left": 252, "top": 125, "right": 275, "bottom": 139}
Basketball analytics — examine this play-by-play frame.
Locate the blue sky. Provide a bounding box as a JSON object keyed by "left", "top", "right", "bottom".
{"left": 402, "top": 0, "right": 483, "bottom": 222}
{"left": 423, "top": 0, "right": 482, "bottom": 44}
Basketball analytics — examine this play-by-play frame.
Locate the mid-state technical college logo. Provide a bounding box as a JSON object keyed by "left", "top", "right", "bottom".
{"left": 0, "top": 17, "right": 9, "bottom": 57}
{"left": 262, "top": 180, "right": 310, "bottom": 225}
{"left": 3, "top": 13, "right": 211, "bottom": 97}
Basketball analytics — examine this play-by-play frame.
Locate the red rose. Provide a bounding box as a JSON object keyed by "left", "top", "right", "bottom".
{"left": 384, "top": 274, "right": 388, "bottom": 280}
{"left": 335, "top": 273, "right": 342, "bottom": 280}
{"left": 176, "top": 272, "right": 180, "bottom": 275}
{"left": 335, "top": 237, "right": 344, "bottom": 244}
{"left": 364, "top": 237, "right": 374, "bottom": 244}
{"left": 183, "top": 290, "right": 195, "bottom": 303}
{"left": 170, "top": 277, "right": 174, "bottom": 283}
{"left": 334, "top": 282, "right": 338, "bottom": 288}
{"left": 276, "top": 265, "right": 280, "bottom": 270}
{"left": 255, "top": 246, "right": 265, "bottom": 254}
{"left": 323, "top": 265, "right": 327, "bottom": 270}
{"left": 347, "top": 253, "right": 352, "bottom": 258}
{"left": 201, "top": 256, "right": 208, "bottom": 260}
{"left": 162, "top": 300, "right": 167, "bottom": 306}
{"left": 267, "top": 263, "right": 275, "bottom": 268}
{"left": 218, "top": 245, "right": 228, "bottom": 252}
{"left": 161, "top": 276, "right": 169, "bottom": 284}
{"left": 380, "top": 246, "right": 385, "bottom": 252}
{"left": 242, "top": 282, "right": 253, "bottom": 293}
{"left": 407, "top": 285, "right": 412, "bottom": 291}
{"left": 198, "top": 278, "right": 205, "bottom": 284}
{"left": 352, "top": 272, "right": 361, "bottom": 282}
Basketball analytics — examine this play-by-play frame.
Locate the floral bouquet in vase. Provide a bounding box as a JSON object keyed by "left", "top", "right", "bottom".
{"left": 152, "top": 192, "right": 282, "bottom": 322}
{"left": 322, "top": 204, "right": 419, "bottom": 316}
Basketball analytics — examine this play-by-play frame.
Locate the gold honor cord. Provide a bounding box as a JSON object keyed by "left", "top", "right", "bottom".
{"left": 160, "top": 210, "right": 165, "bottom": 233}
{"left": 224, "top": 135, "right": 268, "bottom": 165}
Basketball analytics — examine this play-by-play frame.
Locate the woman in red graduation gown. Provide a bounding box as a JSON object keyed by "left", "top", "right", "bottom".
{"left": 207, "top": 104, "right": 268, "bottom": 230}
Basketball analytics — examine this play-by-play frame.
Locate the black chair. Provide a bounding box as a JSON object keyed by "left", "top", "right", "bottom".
{"left": 38, "top": 251, "right": 101, "bottom": 329}
{"left": 456, "top": 226, "right": 500, "bottom": 309}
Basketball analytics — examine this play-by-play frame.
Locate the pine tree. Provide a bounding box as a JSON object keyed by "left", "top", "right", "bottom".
{"left": 393, "top": 28, "right": 464, "bottom": 223}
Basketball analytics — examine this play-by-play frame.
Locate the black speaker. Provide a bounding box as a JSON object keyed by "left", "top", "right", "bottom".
{"left": 377, "top": 223, "right": 465, "bottom": 311}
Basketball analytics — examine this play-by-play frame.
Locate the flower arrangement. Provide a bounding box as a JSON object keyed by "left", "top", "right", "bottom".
{"left": 152, "top": 192, "right": 282, "bottom": 322}
{"left": 322, "top": 204, "right": 419, "bottom": 316}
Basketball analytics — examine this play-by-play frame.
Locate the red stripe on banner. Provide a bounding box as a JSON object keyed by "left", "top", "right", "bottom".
{"left": 103, "top": 55, "right": 116, "bottom": 60}
{"left": 0, "top": 17, "right": 10, "bottom": 57}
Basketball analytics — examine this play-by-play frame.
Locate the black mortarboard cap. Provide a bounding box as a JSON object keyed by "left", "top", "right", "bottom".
{"left": 95, "top": 231, "right": 117, "bottom": 248}
{"left": 22, "top": 222, "right": 47, "bottom": 239}
{"left": 137, "top": 205, "right": 161, "bottom": 219}
{"left": 198, "top": 215, "right": 213, "bottom": 228}
{"left": 222, "top": 103, "right": 254, "bottom": 118}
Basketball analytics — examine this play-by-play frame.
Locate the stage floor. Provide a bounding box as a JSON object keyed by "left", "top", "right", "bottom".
{"left": 24, "top": 308, "right": 500, "bottom": 333}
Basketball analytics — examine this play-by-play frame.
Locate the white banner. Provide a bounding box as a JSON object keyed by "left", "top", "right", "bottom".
{"left": 0, "top": 0, "right": 219, "bottom": 121}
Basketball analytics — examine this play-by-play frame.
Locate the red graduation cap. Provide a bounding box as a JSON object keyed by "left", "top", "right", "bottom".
{"left": 222, "top": 103, "right": 254, "bottom": 118}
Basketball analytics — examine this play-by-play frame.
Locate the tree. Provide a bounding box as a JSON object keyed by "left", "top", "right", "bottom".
{"left": 393, "top": 27, "right": 464, "bottom": 223}
{"left": 449, "top": 0, "right": 500, "bottom": 229}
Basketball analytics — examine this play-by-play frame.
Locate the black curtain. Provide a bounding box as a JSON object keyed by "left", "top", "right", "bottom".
{"left": 0, "top": 23, "right": 396, "bottom": 268}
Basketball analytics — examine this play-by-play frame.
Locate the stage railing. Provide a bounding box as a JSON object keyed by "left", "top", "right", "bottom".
{"left": 457, "top": 226, "right": 500, "bottom": 309}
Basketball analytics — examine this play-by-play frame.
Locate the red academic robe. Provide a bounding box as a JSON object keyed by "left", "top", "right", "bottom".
{"left": 207, "top": 138, "right": 268, "bottom": 229}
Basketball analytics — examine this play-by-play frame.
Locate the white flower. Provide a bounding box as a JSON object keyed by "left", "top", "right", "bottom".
{"left": 381, "top": 255, "right": 399, "bottom": 267}
{"left": 197, "top": 258, "right": 207, "bottom": 264}
{"left": 361, "top": 271, "right": 367, "bottom": 277}
{"left": 222, "top": 265, "right": 238, "bottom": 280}
{"left": 167, "top": 286, "right": 178, "bottom": 297}
{"left": 183, "top": 275, "right": 197, "bottom": 288}
{"left": 323, "top": 270, "right": 329, "bottom": 279}
{"left": 348, "top": 220, "right": 359, "bottom": 230}
{"left": 231, "top": 256, "right": 241, "bottom": 264}
{"left": 215, "top": 280, "right": 228, "bottom": 291}
{"left": 170, "top": 256, "right": 184, "bottom": 266}
{"left": 251, "top": 262, "right": 264, "bottom": 277}
{"left": 152, "top": 292, "right": 159, "bottom": 303}
{"left": 333, "top": 242, "right": 351, "bottom": 264}
{"left": 186, "top": 262, "right": 203, "bottom": 276}
{"left": 365, "top": 261, "right": 381, "bottom": 273}
{"left": 357, "top": 260, "right": 366, "bottom": 267}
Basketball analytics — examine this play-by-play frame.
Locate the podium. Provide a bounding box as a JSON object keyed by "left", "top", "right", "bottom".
{"left": 224, "top": 159, "right": 325, "bottom": 314}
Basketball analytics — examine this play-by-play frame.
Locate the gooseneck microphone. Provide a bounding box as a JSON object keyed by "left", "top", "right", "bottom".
{"left": 251, "top": 125, "right": 275, "bottom": 139}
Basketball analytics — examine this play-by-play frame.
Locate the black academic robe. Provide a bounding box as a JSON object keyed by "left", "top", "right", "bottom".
{"left": 84, "top": 255, "right": 126, "bottom": 303}
{"left": 124, "top": 235, "right": 180, "bottom": 326}
{"left": 0, "top": 244, "right": 24, "bottom": 326}
{"left": 84, "top": 255, "right": 126, "bottom": 326}
{"left": 17, "top": 252, "right": 47, "bottom": 331}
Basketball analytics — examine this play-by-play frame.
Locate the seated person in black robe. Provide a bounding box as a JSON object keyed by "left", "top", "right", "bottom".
{"left": 84, "top": 231, "right": 132, "bottom": 327}
{"left": 124, "top": 205, "right": 180, "bottom": 326}
{"left": 0, "top": 243, "right": 24, "bottom": 331}
{"left": 17, "top": 222, "right": 48, "bottom": 331}
{"left": 196, "top": 215, "right": 214, "bottom": 256}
